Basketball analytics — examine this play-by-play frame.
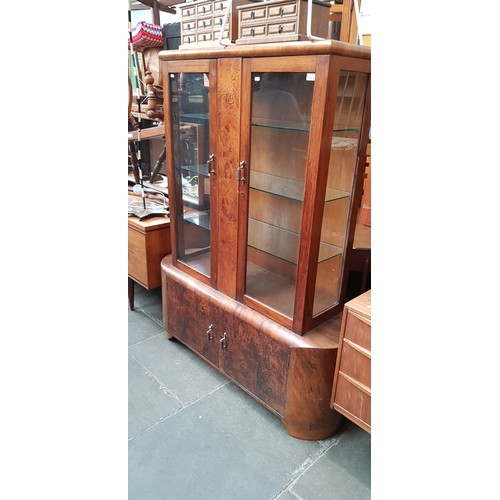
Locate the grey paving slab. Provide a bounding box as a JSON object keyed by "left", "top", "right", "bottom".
{"left": 290, "top": 421, "right": 371, "bottom": 500}
{"left": 132, "top": 286, "right": 164, "bottom": 323}
{"left": 129, "top": 382, "right": 325, "bottom": 500}
{"left": 274, "top": 490, "right": 300, "bottom": 500}
{"left": 129, "top": 332, "right": 228, "bottom": 405}
{"left": 129, "top": 355, "right": 183, "bottom": 439}
{"left": 128, "top": 309, "right": 164, "bottom": 347}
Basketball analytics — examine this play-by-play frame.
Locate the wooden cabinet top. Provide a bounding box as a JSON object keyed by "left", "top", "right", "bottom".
{"left": 345, "top": 289, "right": 371, "bottom": 320}
{"left": 159, "top": 39, "right": 371, "bottom": 61}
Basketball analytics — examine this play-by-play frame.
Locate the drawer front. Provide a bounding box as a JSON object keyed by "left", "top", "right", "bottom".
{"left": 197, "top": 17, "right": 213, "bottom": 30}
{"left": 344, "top": 311, "right": 371, "bottom": 350}
{"left": 182, "top": 34, "right": 197, "bottom": 44}
{"left": 213, "top": 14, "right": 227, "bottom": 29}
{"left": 240, "top": 7, "right": 267, "bottom": 23}
{"left": 182, "top": 20, "right": 196, "bottom": 33}
{"left": 268, "top": 21, "right": 296, "bottom": 36}
{"left": 214, "top": 1, "right": 228, "bottom": 13}
{"left": 181, "top": 6, "right": 197, "bottom": 18}
{"left": 339, "top": 341, "right": 371, "bottom": 388}
{"left": 240, "top": 25, "right": 266, "bottom": 38}
{"left": 128, "top": 227, "right": 146, "bottom": 256}
{"left": 334, "top": 374, "right": 371, "bottom": 429}
{"left": 197, "top": 2, "right": 213, "bottom": 16}
{"left": 268, "top": 2, "right": 297, "bottom": 18}
{"left": 197, "top": 31, "right": 214, "bottom": 43}
{"left": 128, "top": 249, "right": 148, "bottom": 285}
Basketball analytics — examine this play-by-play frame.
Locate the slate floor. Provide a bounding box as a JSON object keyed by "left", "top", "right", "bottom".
{"left": 128, "top": 285, "right": 371, "bottom": 500}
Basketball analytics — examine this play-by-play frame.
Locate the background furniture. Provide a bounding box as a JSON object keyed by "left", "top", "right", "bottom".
{"left": 160, "top": 40, "right": 371, "bottom": 439}
{"left": 331, "top": 289, "right": 371, "bottom": 433}
{"left": 236, "top": 0, "right": 330, "bottom": 45}
{"left": 128, "top": 197, "right": 171, "bottom": 310}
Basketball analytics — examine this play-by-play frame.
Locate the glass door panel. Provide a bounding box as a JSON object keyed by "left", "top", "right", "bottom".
{"left": 313, "top": 70, "right": 369, "bottom": 316}
{"left": 169, "top": 71, "right": 212, "bottom": 277}
{"left": 245, "top": 72, "right": 314, "bottom": 318}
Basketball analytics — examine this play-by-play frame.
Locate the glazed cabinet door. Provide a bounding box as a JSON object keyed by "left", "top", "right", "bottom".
{"left": 238, "top": 55, "right": 371, "bottom": 334}
{"left": 164, "top": 60, "right": 217, "bottom": 287}
{"left": 238, "top": 56, "right": 318, "bottom": 331}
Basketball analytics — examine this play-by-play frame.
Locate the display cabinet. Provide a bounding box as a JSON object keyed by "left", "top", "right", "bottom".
{"left": 160, "top": 40, "right": 370, "bottom": 439}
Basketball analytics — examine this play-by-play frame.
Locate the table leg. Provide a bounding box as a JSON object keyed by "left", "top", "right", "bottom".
{"left": 128, "top": 277, "right": 135, "bottom": 310}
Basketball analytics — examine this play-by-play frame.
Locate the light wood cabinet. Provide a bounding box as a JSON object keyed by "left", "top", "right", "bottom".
{"left": 179, "top": 0, "right": 252, "bottom": 49}
{"left": 159, "top": 40, "right": 371, "bottom": 439}
{"left": 128, "top": 207, "right": 171, "bottom": 309}
{"left": 331, "top": 289, "right": 371, "bottom": 433}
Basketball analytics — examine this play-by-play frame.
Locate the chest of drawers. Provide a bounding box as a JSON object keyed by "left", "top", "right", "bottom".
{"left": 236, "top": 0, "right": 330, "bottom": 45}
{"left": 331, "top": 290, "right": 371, "bottom": 433}
{"left": 179, "top": 0, "right": 252, "bottom": 49}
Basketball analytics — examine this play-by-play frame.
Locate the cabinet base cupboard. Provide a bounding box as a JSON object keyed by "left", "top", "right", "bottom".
{"left": 159, "top": 41, "right": 371, "bottom": 440}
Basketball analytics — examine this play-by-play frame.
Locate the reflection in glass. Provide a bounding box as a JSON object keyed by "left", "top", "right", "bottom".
{"left": 245, "top": 72, "right": 314, "bottom": 318}
{"left": 170, "top": 72, "right": 211, "bottom": 277}
{"left": 313, "top": 71, "right": 369, "bottom": 316}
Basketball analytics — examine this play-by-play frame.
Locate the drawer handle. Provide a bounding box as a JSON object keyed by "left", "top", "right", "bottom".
{"left": 220, "top": 3, "right": 224, "bottom": 10}
{"left": 203, "top": 20, "right": 206, "bottom": 28}
{"left": 187, "top": 23, "right": 191, "bottom": 29}
{"left": 278, "top": 25, "right": 283, "bottom": 33}
{"left": 220, "top": 332, "right": 228, "bottom": 349}
{"left": 203, "top": 34, "right": 207, "bottom": 41}
{"left": 251, "top": 28, "right": 255, "bottom": 36}
{"left": 219, "top": 18, "right": 223, "bottom": 25}
{"left": 202, "top": 6, "right": 206, "bottom": 13}
{"left": 206, "top": 324, "right": 214, "bottom": 341}
{"left": 279, "top": 6, "right": 284, "bottom": 16}
{"left": 251, "top": 11, "right": 255, "bottom": 19}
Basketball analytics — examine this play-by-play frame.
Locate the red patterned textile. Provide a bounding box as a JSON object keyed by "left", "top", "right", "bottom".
{"left": 129, "top": 21, "right": 163, "bottom": 51}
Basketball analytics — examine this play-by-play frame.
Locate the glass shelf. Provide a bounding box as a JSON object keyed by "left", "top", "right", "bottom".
{"left": 247, "top": 219, "right": 342, "bottom": 265}
{"left": 177, "top": 163, "right": 210, "bottom": 177}
{"left": 179, "top": 113, "right": 210, "bottom": 121}
{"left": 250, "top": 171, "right": 349, "bottom": 203}
{"left": 181, "top": 210, "right": 210, "bottom": 231}
{"left": 251, "top": 121, "right": 310, "bottom": 133}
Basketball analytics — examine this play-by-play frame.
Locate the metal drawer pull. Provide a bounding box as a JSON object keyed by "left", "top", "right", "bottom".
{"left": 206, "top": 324, "right": 214, "bottom": 340}
{"left": 278, "top": 25, "right": 283, "bottom": 33}
{"left": 251, "top": 28, "right": 255, "bottom": 36}
{"left": 279, "top": 6, "right": 284, "bottom": 16}
{"left": 220, "top": 332, "right": 227, "bottom": 348}
{"left": 251, "top": 11, "right": 255, "bottom": 19}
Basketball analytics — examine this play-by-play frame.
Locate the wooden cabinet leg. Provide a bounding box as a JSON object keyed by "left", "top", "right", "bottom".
{"left": 128, "top": 277, "right": 135, "bottom": 311}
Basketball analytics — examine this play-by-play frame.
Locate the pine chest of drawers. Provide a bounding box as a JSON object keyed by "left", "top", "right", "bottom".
{"left": 236, "top": 0, "right": 330, "bottom": 45}
{"left": 331, "top": 290, "right": 371, "bottom": 434}
{"left": 179, "top": 0, "right": 252, "bottom": 49}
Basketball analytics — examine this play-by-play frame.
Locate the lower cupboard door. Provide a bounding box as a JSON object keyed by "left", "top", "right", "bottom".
{"left": 219, "top": 319, "right": 290, "bottom": 416}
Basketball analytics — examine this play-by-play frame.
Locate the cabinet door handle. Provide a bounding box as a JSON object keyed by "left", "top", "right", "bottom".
{"left": 207, "top": 153, "right": 216, "bottom": 174}
{"left": 237, "top": 161, "right": 245, "bottom": 182}
{"left": 220, "top": 332, "right": 227, "bottom": 348}
{"left": 206, "top": 324, "right": 214, "bottom": 340}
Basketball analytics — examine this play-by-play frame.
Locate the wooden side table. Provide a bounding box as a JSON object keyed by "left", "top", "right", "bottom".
{"left": 331, "top": 290, "right": 371, "bottom": 433}
{"left": 128, "top": 207, "right": 171, "bottom": 310}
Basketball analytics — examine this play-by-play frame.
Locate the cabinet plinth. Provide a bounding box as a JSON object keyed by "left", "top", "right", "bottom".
{"left": 162, "top": 259, "right": 343, "bottom": 439}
